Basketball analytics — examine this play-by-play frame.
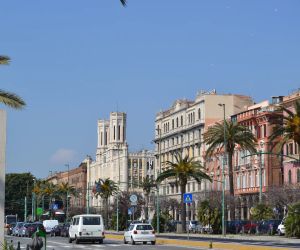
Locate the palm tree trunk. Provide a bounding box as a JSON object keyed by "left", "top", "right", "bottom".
{"left": 105, "top": 198, "right": 109, "bottom": 229}
{"left": 228, "top": 152, "right": 235, "bottom": 220}
{"left": 180, "top": 183, "right": 187, "bottom": 233}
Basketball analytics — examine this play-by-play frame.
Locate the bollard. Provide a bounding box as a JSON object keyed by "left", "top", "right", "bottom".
{"left": 209, "top": 241, "right": 213, "bottom": 249}
{"left": 17, "top": 241, "right": 21, "bottom": 250}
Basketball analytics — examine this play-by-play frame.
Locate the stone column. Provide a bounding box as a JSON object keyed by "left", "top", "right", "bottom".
{"left": 0, "top": 110, "right": 6, "bottom": 243}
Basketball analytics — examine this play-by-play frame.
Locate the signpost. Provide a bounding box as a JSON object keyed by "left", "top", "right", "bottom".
{"left": 129, "top": 194, "right": 138, "bottom": 221}
{"left": 183, "top": 193, "right": 193, "bottom": 240}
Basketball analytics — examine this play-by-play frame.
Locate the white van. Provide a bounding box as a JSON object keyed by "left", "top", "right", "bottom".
{"left": 43, "top": 220, "right": 59, "bottom": 233}
{"left": 68, "top": 214, "right": 105, "bottom": 244}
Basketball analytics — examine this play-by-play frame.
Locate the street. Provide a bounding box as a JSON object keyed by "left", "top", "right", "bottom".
{"left": 5, "top": 235, "right": 203, "bottom": 250}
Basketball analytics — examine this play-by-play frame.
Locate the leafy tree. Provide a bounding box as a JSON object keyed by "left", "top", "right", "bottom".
{"left": 140, "top": 176, "right": 156, "bottom": 220}
{"left": 203, "top": 121, "right": 257, "bottom": 219}
{"left": 269, "top": 100, "right": 300, "bottom": 155}
{"left": 197, "top": 200, "right": 221, "bottom": 234}
{"left": 93, "top": 178, "right": 118, "bottom": 227}
{"left": 57, "top": 182, "right": 77, "bottom": 219}
{"left": 152, "top": 212, "right": 167, "bottom": 233}
{"left": 156, "top": 154, "right": 211, "bottom": 233}
{"left": 250, "top": 203, "right": 274, "bottom": 221}
{"left": 5, "top": 173, "right": 35, "bottom": 220}
{"left": 285, "top": 202, "right": 300, "bottom": 238}
{"left": 0, "top": 55, "right": 26, "bottom": 109}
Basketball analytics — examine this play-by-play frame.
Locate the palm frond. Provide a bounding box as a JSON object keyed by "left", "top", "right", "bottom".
{"left": 120, "top": 0, "right": 127, "bottom": 6}
{"left": 0, "top": 90, "right": 26, "bottom": 109}
{"left": 0, "top": 55, "right": 10, "bottom": 65}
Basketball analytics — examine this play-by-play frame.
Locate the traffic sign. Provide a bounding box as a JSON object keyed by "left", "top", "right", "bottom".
{"left": 52, "top": 203, "right": 58, "bottom": 210}
{"left": 183, "top": 193, "right": 193, "bottom": 204}
{"left": 36, "top": 207, "right": 43, "bottom": 216}
{"left": 130, "top": 194, "right": 138, "bottom": 206}
{"left": 128, "top": 207, "right": 133, "bottom": 215}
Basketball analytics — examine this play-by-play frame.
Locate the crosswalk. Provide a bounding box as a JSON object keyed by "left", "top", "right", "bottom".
{"left": 18, "top": 243, "right": 129, "bottom": 249}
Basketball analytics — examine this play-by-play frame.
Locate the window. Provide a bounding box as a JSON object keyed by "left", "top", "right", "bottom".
{"left": 114, "top": 126, "right": 116, "bottom": 140}
{"left": 172, "top": 119, "right": 174, "bottom": 129}
{"left": 181, "top": 115, "right": 183, "bottom": 126}
{"left": 263, "top": 124, "right": 267, "bottom": 137}
{"left": 118, "top": 125, "right": 121, "bottom": 140}
{"left": 83, "top": 217, "right": 101, "bottom": 225}
{"left": 136, "top": 225, "right": 153, "bottom": 231}
{"left": 288, "top": 170, "right": 292, "bottom": 184}
{"left": 176, "top": 117, "right": 179, "bottom": 127}
{"left": 297, "top": 169, "right": 300, "bottom": 183}
{"left": 100, "top": 132, "right": 103, "bottom": 145}
{"left": 289, "top": 143, "right": 294, "bottom": 155}
{"left": 105, "top": 132, "right": 107, "bottom": 145}
{"left": 198, "top": 108, "right": 201, "bottom": 120}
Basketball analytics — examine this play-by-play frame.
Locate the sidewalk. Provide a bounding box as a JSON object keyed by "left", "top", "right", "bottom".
{"left": 105, "top": 230, "right": 300, "bottom": 250}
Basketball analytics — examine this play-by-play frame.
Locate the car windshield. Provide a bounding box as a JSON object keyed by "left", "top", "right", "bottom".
{"left": 191, "top": 221, "right": 198, "bottom": 225}
{"left": 136, "top": 224, "right": 153, "bottom": 231}
{"left": 82, "top": 217, "right": 101, "bottom": 225}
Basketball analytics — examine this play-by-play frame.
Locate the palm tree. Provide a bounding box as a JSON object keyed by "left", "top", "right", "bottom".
{"left": 42, "top": 182, "right": 59, "bottom": 219}
{"left": 0, "top": 55, "right": 26, "bottom": 109}
{"left": 156, "top": 154, "right": 211, "bottom": 233}
{"left": 120, "top": 0, "right": 127, "bottom": 6}
{"left": 93, "top": 178, "right": 118, "bottom": 227}
{"left": 140, "top": 176, "right": 156, "bottom": 221}
{"left": 57, "top": 182, "right": 77, "bottom": 219}
{"left": 269, "top": 100, "right": 300, "bottom": 156}
{"left": 203, "top": 120, "right": 257, "bottom": 219}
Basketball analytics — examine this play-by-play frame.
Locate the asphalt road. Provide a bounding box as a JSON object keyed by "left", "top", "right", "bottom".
{"left": 5, "top": 235, "right": 205, "bottom": 250}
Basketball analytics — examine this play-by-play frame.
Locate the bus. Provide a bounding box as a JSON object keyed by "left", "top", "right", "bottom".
{"left": 5, "top": 215, "right": 18, "bottom": 227}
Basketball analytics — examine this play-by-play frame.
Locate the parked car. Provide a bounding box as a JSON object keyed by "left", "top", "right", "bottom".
{"left": 187, "top": 220, "right": 198, "bottom": 232}
{"left": 243, "top": 221, "right": 258, "bottom": 234}
{"left": 50, "top": 224, "right": 63, "bottom": 237}
{"left": 6, "top": 222, "right": 16, "bottom": 235}
{"left": 12, "top": 222, "right": 24, "bottom": 236}
{"left": 19, "top": 223, "right": 33, "bottom": 237}
{"left": 258, "top": 220, "right": 281, "bottom": 235}
{"left": 61, "top": 223, "right": 70, "bottom": 237}
{"left": 277, "top": 218, "right": 285, "bottom": 236}
{"left": 43, "top": 219, "right": 59, "bottom": 233}
{"left": 226, "top": 220, "right": 248, "bottom": 234}
{"left": 124, "top": 223, "right": 156, "bottom": 245}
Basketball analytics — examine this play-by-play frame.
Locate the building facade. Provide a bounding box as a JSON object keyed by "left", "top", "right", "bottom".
{"left": 87, "top": 112, "right": 154, "bottom": 210}
{"left": 153, "top": 90, "right": 254, "bottom": 220}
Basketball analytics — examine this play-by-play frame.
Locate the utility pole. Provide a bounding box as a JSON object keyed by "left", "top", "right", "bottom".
{"left": 259, "top": 150, "right": 263, "bottom": 203}
{"left": 32, "top": 178, "right": 36, "bottom": 221}
{"left": 65, "top": 164, "right": 70, "bottom": 221}
{"left": 218, "top": 103, "right": 226, "bottom": 236}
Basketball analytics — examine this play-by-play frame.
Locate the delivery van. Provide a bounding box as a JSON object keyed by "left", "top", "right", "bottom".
{"left": 68, "top": 214, "right": 105, "bottom": 244}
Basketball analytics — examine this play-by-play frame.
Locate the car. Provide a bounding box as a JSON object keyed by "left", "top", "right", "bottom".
{"left": 124, "top": 223, "right": 156, "bottom": 245}
{"left": 6, "top": 222, "right": 16, "bottom": 235}
{"left": 277, "top": 218, "right": 285, "bottom": 236}
{"left": 19, "top": 223, "right": 33, "bottom": 237}
{"left": 243, "top": 221, "right": 258, "bottom": 234}
{"left": 12, "top": 222, "right": 24, "bottom": 236}
{"left": 187, "top": 220, "right": 198, "bottom": 232}
{"left": 50, "top": 224, "right": 63, "bottom": 237}
{"left": 43, "top": 219, "right": 59, "bottom": 234}
{"left": 69, "top": 214, "right": 105, "bottom": 244}
{"left": 258, "top": 220, "right": 281, "bottom": 235}
{"left": 60, "top": 223, "right": 70, "bottom": 237}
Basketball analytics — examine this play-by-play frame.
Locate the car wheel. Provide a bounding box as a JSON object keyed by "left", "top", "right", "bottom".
{"left": 131, "top": 237, "right": 135, "bottom": 245}
{"left": 123, "top": 237, "right": 127, "bottom": 244}
{"left": 68, "top": 237, "right": 72, "bottom": 243}
{"left": 99, "top": 239, "right": 103, "bottom": 244}
{"left": 151, "top": 241, "right": 156, "bottom": 245}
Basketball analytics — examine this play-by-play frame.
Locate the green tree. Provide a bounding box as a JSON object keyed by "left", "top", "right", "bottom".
{"left": 140, "top": 176, "right": 156, "bottom": 220}
{"left": 203, "top": 121, "right": 257, "bottom": 219}
{"left": 156, "top": 154, "right": 212, "bottom": 233}
{"left": 0, "top": 55, "right": 26, "bottom": 109}
{"left": 5, "top": 173, "right": 35, "bottom": 220}
{"left": 93, "top": 178, "right": 118, "bottom": 227}
{"left": 269, "top": 100, "right": 300, "bottom": 155}
{"left": 57, "top": 182, "right": 77, "bottom": 219}
{"left": 197, "top": 200, "right": 221, "bottom": 234}
{"left": 250, "top": 203, "right": 274, "bottom": 221}
{"left": 285, "top": 202, "right": 300, "bottom": 238}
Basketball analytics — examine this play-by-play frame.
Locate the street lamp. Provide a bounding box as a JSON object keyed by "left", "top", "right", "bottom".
{"left": 155, "top": 128, "right": 162, "bottom": 234}
{"left": 218, "top": 103, "right": 226, "bottom": 236}
{"left": 32, "top": 178, "right": 36, "bottom": 221}
{"left": 65, "top": 164, "right": 70, "bottom": 221}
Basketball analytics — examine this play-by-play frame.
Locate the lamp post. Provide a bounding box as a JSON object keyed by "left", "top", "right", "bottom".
{"left": 218, "top": 103, "right": 226, "bottom": 236}
{"left": 32, "top": 178, "right": 36, "bottom": 221}
{"left": 65, "top": 164, "right": 70, "bottom": 221}
{"left": 155, "top": 128, "right": 161, "bottom": 234}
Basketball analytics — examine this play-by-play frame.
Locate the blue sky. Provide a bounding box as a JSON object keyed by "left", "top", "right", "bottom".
{"left": 1, "top": 0, "right": 299, "bottom": 178}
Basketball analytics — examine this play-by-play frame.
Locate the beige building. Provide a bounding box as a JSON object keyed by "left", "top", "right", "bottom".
{"left": 87, "top": 112, "right": 154, "bottom": 209}
{"left": 153, "top": 90, "right": 253, "bottom": 220}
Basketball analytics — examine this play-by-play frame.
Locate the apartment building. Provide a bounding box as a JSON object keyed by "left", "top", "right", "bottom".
{"left": 153, "top": 90, "right": 253, "bottom": 220}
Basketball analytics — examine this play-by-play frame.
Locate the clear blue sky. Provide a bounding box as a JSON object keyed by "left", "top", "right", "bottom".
{"left": 1, "top": 0, "right": 299, "bottom": 178}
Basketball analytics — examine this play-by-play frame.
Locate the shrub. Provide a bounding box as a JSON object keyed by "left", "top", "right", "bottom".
{"left": 285, "top": 202, "right": 300, "bottom": 238}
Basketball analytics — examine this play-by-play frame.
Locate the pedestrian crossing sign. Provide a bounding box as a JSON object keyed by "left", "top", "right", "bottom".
{"left": 183, "top": 193, "right": 193, "bottom": 204}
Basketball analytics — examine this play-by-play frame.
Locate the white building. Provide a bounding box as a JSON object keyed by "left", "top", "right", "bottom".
{"left": 153, "top": 90, "right": 254, "bottom": 220}
{"left": 87, "top": 112, "right": 154, "bottom": 209}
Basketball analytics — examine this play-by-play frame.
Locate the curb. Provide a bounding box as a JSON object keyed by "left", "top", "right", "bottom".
{"left": 105, "top": 233, "right": 293, "bottom": 250}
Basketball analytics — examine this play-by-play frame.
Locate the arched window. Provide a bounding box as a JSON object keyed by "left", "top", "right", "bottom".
{"left": 176, "top": 117, "right": 179, "bottom": 127}
{"left": 198, "top": 108, "right": 201, "bottom": 120}
{"left": 288, "top": 170, "right": 292, "bottom": 184}
{"left": 297, "top": 169, "right": 300, "bottom": 183}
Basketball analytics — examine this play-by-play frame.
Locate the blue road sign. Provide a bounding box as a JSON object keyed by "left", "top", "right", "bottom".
{"left": 128, "top": 207, "right": 133, "bottom": 215}
{"left": 52, "top": 204, "right": 58, "bottom": 210}
{"left": 183, "top": 193, "right": 193, "bottom": 204}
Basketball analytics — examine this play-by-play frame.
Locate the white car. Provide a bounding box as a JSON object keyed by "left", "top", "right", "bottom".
{"left": 124, "top": 223, "right": 156, "bottom": 245}
{"left": 277, "top": 219, "right": 285, "bottom": 235}
{"left": 43, "top": 220, "right": 59, "bottom": 233}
